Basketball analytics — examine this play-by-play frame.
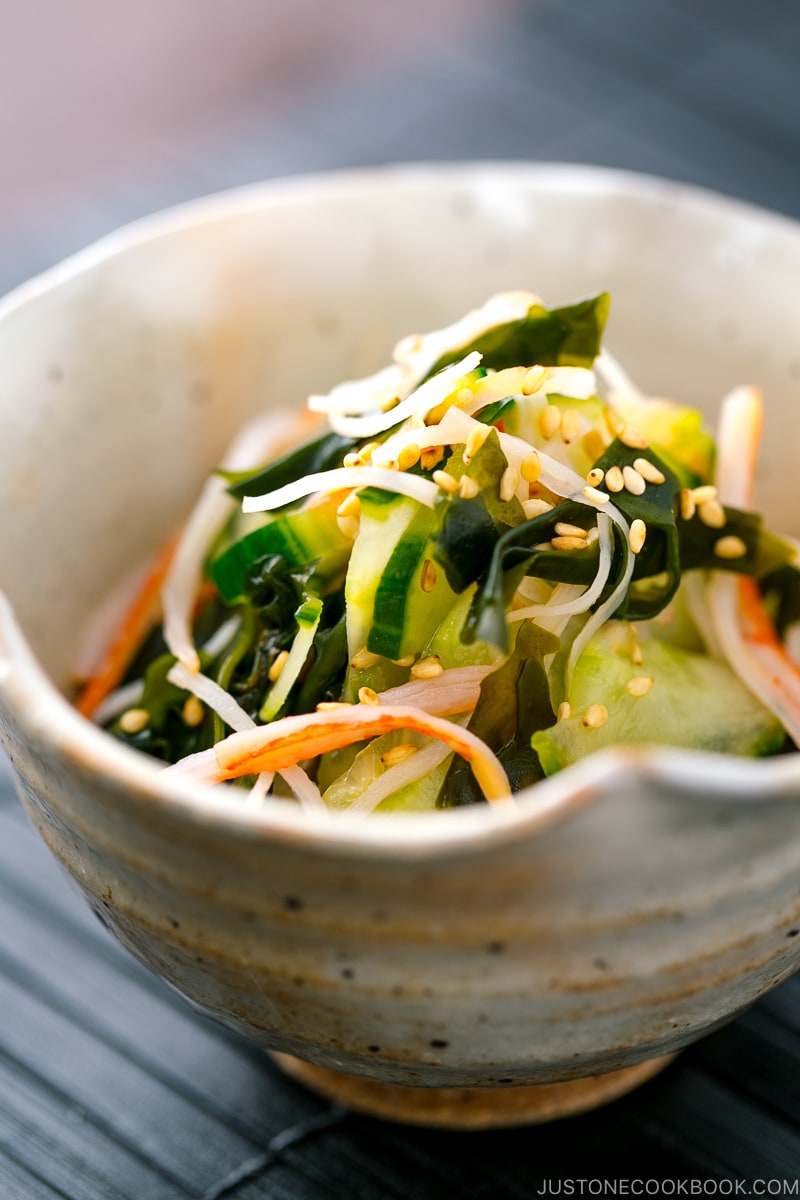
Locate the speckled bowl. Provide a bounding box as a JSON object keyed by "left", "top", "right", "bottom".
{"left": 2, "top": 164, "right": 800, "bottom": 1128}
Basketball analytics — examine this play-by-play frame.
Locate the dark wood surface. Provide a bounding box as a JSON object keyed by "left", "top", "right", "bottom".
{"left": 3, "top": 0, "right": 800, "bottom": 1193}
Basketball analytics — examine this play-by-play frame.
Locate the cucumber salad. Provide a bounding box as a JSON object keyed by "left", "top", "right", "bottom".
{"left": 77, "top": 290, "right": 800, "bottom": 814}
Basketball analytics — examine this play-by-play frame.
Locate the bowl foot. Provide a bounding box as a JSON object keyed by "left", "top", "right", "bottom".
{"left": 270, "top": 1052, "right": 677, "bottom": 1129}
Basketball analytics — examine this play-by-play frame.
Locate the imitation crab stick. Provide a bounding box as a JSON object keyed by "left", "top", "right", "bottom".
{"left": 167, "top": 704, "right": 512, "bottom": 807}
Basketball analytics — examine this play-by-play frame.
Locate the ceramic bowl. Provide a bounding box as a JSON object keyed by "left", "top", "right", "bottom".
{"left": 2, "top": 163, "right": 800, "bottom": 1128}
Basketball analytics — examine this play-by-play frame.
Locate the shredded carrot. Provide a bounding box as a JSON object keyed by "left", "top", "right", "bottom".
{"left": 76, "top": 533, "right": 179, "bottom": 718}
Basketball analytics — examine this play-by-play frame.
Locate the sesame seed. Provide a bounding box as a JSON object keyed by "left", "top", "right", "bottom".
{"left": 631, "top": 643, "right": 644, "bottom": 666}
{"left": 432, "top": 469, "right": 460, "bottom": 494}
{"left": 350, "top": 647, "right": 382, "bottom": 670}
{"left": 337, "top": 515, "right": 360, "bottom": 541}
{"left": 119, "top": 707, "right": 150, "bottom": 735}
{"left": 499, "top": 465, "right": 519, "bottom": 502}
{"left": 691, "top": 484, "right": 718, "bottom": 505}
{"left": 585, "top": 526, "right": 600, "bottom": 546}
{"left": 557, "top": 701, "right": 572, "bottom": 721}
{"left": 343, "top": 452, "right": 363, "bottom": 468}
{"left": 464, "top": 425, "right": 490, "bottom": 462}
{"left": 551, "top": 535, "right": 588, "bottom": 551}
{"left": 698, "top": 498, "right": 726, "bottom": 529}
{"left": 539, "top": 405, "right": 561, "bottom": 440}
{"left": 626, "top": 675, "right": 654, "bottom": 697}
{"left": 714, "top": 535, "right": 748, "bottom": 560}
{"left": 360, "top": 441, "right": 382, "bottom": 461}
{"left": 523, "top": 498, "right": 555, "bottom": 519}
{"left": 520, "top": 451, "right": 541, "bottom": 483}
{"left": 268, "top": 649, "right": 290, "bottom": 682}
{"left": 358, "top": 686, "right": 380, "bottom": 706}
{"left": 583, "top": 704, "right": 608, "bottom": 729}
{"left": 522, "top": 366, "right": 547, "bottom": 395}
{"left": 582, "top": 429, "right": 608, "bottom": 462}
{"left": 605, "top": 407, "right": 623, "bottom": 437}
{"left": 458, "top": 475, "right": 479, "bottom": 499}
{"left": 420, "top": 559, "right": 437, "bottom": 592}
{"left": 555, "top": 521, "right": 588, "bottom": 539}
{"left": 181, "top": 696, "right": 205, "bottom": 728}
{"left": 397, "top": 443, "right": 421, "bottom": 471}
{"left": 420, "top": 445, "right": 444, "bottom": 471}
{"left": 316, "top": 701, "right": 353, "bottom": 711}
{"left": 633, "top": 457, "right": 665, "bottom": 485}
{"left": 586, "top": 467, "right": 605, "bottom": 487}
{"left": 560, "top": 408, "right": 583, "bottom": 444}
{"left": 622, "top": 465, "right": 646, "bottom": 496}
{"left": 381, "top": 743, "right": 418, "bottom": 766}
{"left": 583, "top": 485, "right": 609, "bottom": 504}
{"left": 336, "top": 491, "right": 361, "bottom": 518}
{"left": 604, "top": 465, "right": 625, "bottom": 493}
{"left": 382, "top": 396, "right": 401, "bottom": 413}
{"left": 628, "top": 518, "right": 647, "bottom": 554}
{"left": 410, "top": 655, "right": 444, "bottom": 680}
{"left": 680, "top": 488, "right": 696, "bottom": 521}
{"left": 392, "top": 655, "right": 416, "bottom": 667}
{"left": 619, "top": 425, "right": 649, "bottom": 450}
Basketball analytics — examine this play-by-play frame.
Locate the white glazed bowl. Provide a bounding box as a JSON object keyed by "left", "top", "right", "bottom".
{"left": 2, "top": 164, "right": 800, "bottom": 1124}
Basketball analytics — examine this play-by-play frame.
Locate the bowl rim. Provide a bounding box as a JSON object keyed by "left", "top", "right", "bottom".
{"left": 3, "top": 159, "right": 800, "bottom": 861}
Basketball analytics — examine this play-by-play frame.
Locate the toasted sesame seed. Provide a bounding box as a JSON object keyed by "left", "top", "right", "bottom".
{"left": 628, "top": 518, "right": 647, "bottom": 554}
{"left": 633, "top": 457, "right": 666, "bottom": 485}
{"left": 458, "top": 475, "right": 479, "bottom": 499}
{"left": 523, "top": 498, "right": 555, "bottom": 519}
{"left": 397, "top": 443, "right": 421, "bottom": 471}
{"left": 358, "top": 686, "right": 381, "bottom": 706}
{"left": 631, "top": 642, "right": 644, "bottom": 666}
{"left": 539, "top": 404, "right": 561, "bottom": 440}
{"left": 181, "top": 696, "right": 205, "bottom": 727}
{"left": 392, "top": 655, "right": 416, "bottom": 667}
{"left": 552, "top": 535, "right": 589, "bottom": 551}
{"left": 583, "top": 485, "right": 609, "bottom": 504}
{"left": 381, "top": 743, "right": 418, "bottom": 766}
{"left": 583, "top": 704, "right": 608, "bottom": 729}
{"left": 316, "top": 701, "right": 353, "bottom": 711}
{"left": 714, "top": 535, "right": 748, "bottom": 559}
{"left": 698, "top": 498, "right": 726, "bottom": 529}
{"left": 626, "top": 675, "right": 654, "bottom": 697}
{"left": 268, "top": 649, "right": 290, "bottom": 682}
{"left": 582, "top": 429, "right": 609, "bottom": 463}
{"left": 622, "top": 464, "right": 646, "bottom": 496}
{"left": 605, "top": 406, "right": 623, "bottom": 437}
{"left": 464, "top": 424, "right": 490, "bottom": 462}
{"left": 691, "top": 484, "right": 718, "bottom": 505}
{"left": 420, "top": 559, "right": 437, "bottom": 592}
{"left": 420, "top": 445, "right": 445, "bottom": 471}
{"left": 343, "top": 452, "right": 363, "bottom": 468}
{"left": 410, "top": 655, "right": 444, "bottom": 680}
{"left": 557, "top": 701, "right": 572, "bottom": 721}
{"left": 585, "top": 526, "right": 600, "bottom": 546}
{"left": 605, "top": 465, "right": 625, "bottom": 493}
{"left": 619, "top": 425, "right": 649, "bottom": 450}
{"left": 560, "top": 408, "right": 583, "bottom": 444}
{"left": 520, "top": 451, "right": 541, "bottom": 483}
{"left": 360, "top": 441, "right": 382, "bottom": 461}
{"left": 499, "top": 465, "right": 519, "bottom": 503}
{"left": 350, "top": 647, "right": 382, "bottom": 670}
{"left": 555, "top": 521, "right": 588, "bottom": 539}
{"left": 679, "top": 488, "right": 696, "bottom": 521}
{"left": 432, "top": 469, "right": 460, "bottom": 494}
{"left": 119, "top": 707, "right": 150, "bottom": 735}
{"left": 337, "top": 514, "right": 360, "bottom": 541}
{"left": 586, "top": 467, "right": 606, "bottom": 487}
{"left": 522, "top": 366, "right": 548, "bottom": 395}
{"left": 382, "top": 396, "right": 401, "bottom": 413}
{"left": 336, "top": 491, "right": 361, "bottom": 518}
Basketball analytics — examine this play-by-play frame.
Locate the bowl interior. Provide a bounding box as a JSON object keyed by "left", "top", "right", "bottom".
{"left": 1, "top": 163, "right": 800, "bottom": 689}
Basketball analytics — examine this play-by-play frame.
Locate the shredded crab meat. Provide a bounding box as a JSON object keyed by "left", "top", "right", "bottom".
{"left": 166, "top": 705, "right": 512, "bottom": 807}
{"left": 707, "top": 386, "right": 800, "bottom": 745}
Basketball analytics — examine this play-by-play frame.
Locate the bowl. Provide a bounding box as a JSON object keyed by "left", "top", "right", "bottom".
{"left": 2, "top": 163, "right": 800, "bottom": 1129}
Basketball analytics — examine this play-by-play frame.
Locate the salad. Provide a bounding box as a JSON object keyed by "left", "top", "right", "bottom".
{"left": 75, "top": 290, "right": 800, "bottom": 814}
